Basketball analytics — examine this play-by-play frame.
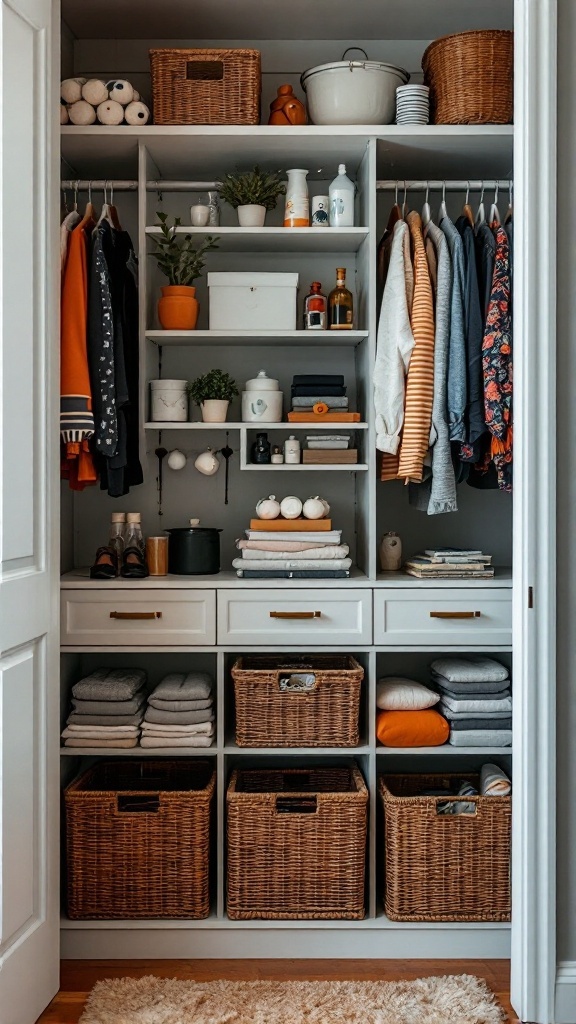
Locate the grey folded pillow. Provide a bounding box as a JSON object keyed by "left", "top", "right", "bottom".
{"left": 72, "top": 668, "right": 147, "bottom": 701}
{"left": 151, "top": 672, "right": 213, "bottom": 702}
{"left": 430, "top": 656, "right": 508, "bottom": 683}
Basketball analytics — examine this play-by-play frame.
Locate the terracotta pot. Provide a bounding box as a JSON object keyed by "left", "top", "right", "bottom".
{"left": 158, "top": 285, "right": 199, "bottom": 330}
{"left": 200, "top": 399, "right": 229, "bottom": 423}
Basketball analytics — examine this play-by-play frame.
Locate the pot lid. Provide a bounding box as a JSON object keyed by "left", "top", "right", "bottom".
{"left": 301, "top": 59, "right": 409, "bottom": 85}
{"left": 245, "top": 370, "right": 279, "bottom": 391}
{"left": 166, "top": 519, "right": 222, "bottom": 534}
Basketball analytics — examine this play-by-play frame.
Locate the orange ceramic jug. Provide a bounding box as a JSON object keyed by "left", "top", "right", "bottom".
{"left": 268, "top": 84, "right": 307, "bottom": 125}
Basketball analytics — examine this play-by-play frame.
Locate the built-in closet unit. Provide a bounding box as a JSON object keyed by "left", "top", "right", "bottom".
{"left": 0, "top": 1, "right": 559, "bottom": 1022}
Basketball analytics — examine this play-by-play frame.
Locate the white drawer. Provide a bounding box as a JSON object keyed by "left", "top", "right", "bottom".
{"left": 374, "top": 589, "right": 512, "bottom": 646}
{"left": 61, "top": 590, "right": 216, "bottom": 646}
{"left": 217, "top": 589, "right": 372, "bottom": 646}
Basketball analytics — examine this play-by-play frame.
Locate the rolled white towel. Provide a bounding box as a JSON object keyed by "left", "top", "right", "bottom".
{"left": 61, "top": 77, "right": 86, "bottom": 103}
{"left": 68, "top": 99, "right": 97, "bottom": 126}
{"left": 81, "top": 79, "right": 109, "bottom": 105}
{"left": 106, "top": 79, "right": 134, "bottom": 105}
{"left": 124, "top": 100, "right": 151, "bottom": 125}
{"left": 97, "top": 99, "right": 125, "bottom": 125}
{"left": 480, "top": 762, "right": 512, "bottom": 796}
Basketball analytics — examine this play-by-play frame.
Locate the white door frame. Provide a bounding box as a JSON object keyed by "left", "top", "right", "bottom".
{"left": 511, "top": 1, "right": 558, "bottom": 1022}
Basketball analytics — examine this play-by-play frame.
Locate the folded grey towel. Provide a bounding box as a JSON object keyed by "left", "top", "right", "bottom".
{"left": 430, "top": 656, "right": 509, "bottom": 683}
{"left": 144, "top": 707, "right": 215, "bottom": 726}
{"left": 148, "top": 697, "right": 213, "bottom": 712}
{"left": 72, "top": 668, "right": 147, "bottom": 701}
{"left": 448, "top": 730, "right": 512, "bottom": 747}
{"left": 71, "top": 694, "right": 146, "bottom": 716}
{"left": 151, "top": 672, "right": 213, "bottom": 702}
{"left": 441, "top": 707, "right": 512, "bottom": 722}
{"left": 440, "top": 693, "right": 512, "bottom": 714}
{"left": 140, "top": 735, "right": 214, "bottom": 748}
{"left": 67, "top": 711, "right": 144, "bottom": 727}
{"left": 481, "top": 762, "right": 512, "bottom": 795}
{"left": 450, "top": 717, "right": 512, "bottom": 730}
{"left": 432, "top": 674, "right": 510, "bottom": 695}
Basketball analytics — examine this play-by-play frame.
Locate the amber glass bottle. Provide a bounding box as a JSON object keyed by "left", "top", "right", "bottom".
{"left": 328, "top": 267, "right": 353, "bottom": 330}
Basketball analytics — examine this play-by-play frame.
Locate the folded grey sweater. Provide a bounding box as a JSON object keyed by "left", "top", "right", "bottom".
{"left": 449, "top": 729, "right": 512, "bottom": 747}
{"left": 71, "top": 694, "right": 145, "bottom": 716}
{"left": 67, "top": 710, "right": 144, "bottom": 727}
{"left": 72, "top": 668, "right": 147, "bottom": 701}
{"left": 144, "top": 707, "right": 215, "bottom": 726}
{"left": 432, "top": 674, "right": 510, "bottom": 695}
{"left": 440, "top": 693, "right": 512, "bottom": 714}
{"left": 430, "top": 656, "right": 509, "bottom": 683}
{"left": 450, "top": 716, "right": 512, "bottom": 731}
{"left": 150, "top": 672, "right": 213, "bottom": 701}
{"left": 148, "top": 696, "right": 213, "bottom": 712}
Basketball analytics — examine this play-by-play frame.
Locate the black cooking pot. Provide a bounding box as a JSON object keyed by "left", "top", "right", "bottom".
{"left": 166, "top": 521, "right": 222, "bottom": 575}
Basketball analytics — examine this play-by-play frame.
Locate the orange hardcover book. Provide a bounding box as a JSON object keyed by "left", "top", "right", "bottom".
{"left": 249, "top": 518, "right": 332, "bottom": 531}
{"left": 287, "top": 412, "right": 361, "bottom": 422}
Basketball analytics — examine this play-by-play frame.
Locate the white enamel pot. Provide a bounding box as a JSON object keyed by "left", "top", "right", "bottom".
{"left": 301, "top": 51, "right": 409, "bottom": 126}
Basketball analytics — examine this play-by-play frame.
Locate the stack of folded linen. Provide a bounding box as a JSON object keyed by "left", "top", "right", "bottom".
{"left": 61, "top": 668, "right": 146, "bottom": 748}
{"left": 290, "top": 374, "right": 348, "bottom": 413}
{"left": 141, "top": 672, "right": 215, "bottom": 748}
{"left": 233, "top": 525, "right": 351, "bottom": 579}
{"left": 404, "top": 549, "right": 494, "bottom": 579}
{"left": 430, "top": 656, "right": 512, "bottom": 747}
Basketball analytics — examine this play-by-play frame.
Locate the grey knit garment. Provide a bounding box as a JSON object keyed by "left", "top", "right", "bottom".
{"left": 71, "top": 694, "right": 145, "bottom": 716}
{"left": 66, "top": 710, "right": 144, "bottom": 727}
{"left": 71, "top": 668, "right": 146, "bottom": 701}
{"left": 144, "top": 707, "right": 215, "bottom": 726}
{"left": 450, "top": 717, "right": 512, "bottom": 731}
{"left": 150, "top": 672, "right": 212, "bottom": 701}
{"left": 449, "top": 730, "right": 512, "bottom": 747}
{"left": 432, "top": 676, "right": 510, "bottom": 696}
{"left": 439, "top": 213, "right": 467, "bottom": 442}
{"left": 430, "top": 656, "right": 509, "bottom": 683}
{"left": 410, "top": 219, "right": 458, "bottom": 515}
{"left": 148, "top": 697, "right": 213, "bottom": 712}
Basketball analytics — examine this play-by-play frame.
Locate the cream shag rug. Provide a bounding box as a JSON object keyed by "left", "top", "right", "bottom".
{"left": 79, "top": 975, "right": 506, "bottom": 1024}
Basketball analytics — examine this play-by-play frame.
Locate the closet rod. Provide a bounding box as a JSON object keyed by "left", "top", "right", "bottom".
{"left": 61, "top": 179, "right": 219, "bottom": 191}
{"left": 376, "top": 179, "right": 512, "bottom": 191}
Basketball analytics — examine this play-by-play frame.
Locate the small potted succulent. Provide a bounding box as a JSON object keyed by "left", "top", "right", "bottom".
{"left": 217, "top": 166, "right": 286, "bottom": 227}
{"left": 150, "top": 211, "right": 219, "bottom": 330}
{"left": 187, "top": 369, "right": 239, "bottom": 423}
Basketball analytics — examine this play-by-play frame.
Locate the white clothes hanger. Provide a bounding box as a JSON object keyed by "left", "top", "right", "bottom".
{"left": 439, "top": 181, "right": 448, "bottom": 221}
{"left": 421, "top": 182, "right": 431, "bottom": 227}
{"left": 475, "top": 182, "right": 486, "bottom": 226}
{"left": 489, "top": 181, "right": 501, "bottom": 225}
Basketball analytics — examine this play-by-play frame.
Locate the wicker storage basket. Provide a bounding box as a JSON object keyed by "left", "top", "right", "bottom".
{"left": 230, "top": 655, "right": 364, "bottom": 747}
{"left": 379, "top": 774, "right": 511, "bottom": 922}
{"left": 149, "top": 48, "right": 261, "bottom": 125}
{"left": 227, "top": 764, "right": 368, "bottom": 919}
{"left": 65, "top": 760, "right": 215, "bottom": 919}
{"left": 422, "top": 30, "right": 513, "bottom": 124}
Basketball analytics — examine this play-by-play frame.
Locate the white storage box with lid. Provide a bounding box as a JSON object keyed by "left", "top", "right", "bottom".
{"left": 208, "top": 273, "right": 299, "bottom": 330}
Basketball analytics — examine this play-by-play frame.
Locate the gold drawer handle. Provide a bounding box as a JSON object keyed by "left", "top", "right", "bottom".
{"left": 269, "top": 611, "right": 322, "bottom": 619}
{"left": 110, "top": 611, "right": 162, "bottom": 620}
{"left": 429, "top": 611, "right": 482, "bottom": 619}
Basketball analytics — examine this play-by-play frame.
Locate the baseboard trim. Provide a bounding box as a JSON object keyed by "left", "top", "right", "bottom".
{"left": 555, "top": 962, "right": 576, "bottom": 1024}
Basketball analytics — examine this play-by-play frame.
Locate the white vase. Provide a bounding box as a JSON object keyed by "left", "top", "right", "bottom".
{"left": 201, "top": 399, "right": 229, "bottom": 423}
{"left": 150, "top": 379, "right": 188, "bottom": 422}
{"left": 237, "top": 204, "right": 266, "bottom": 227}
{"left": 284, "top": 168, "right": 310, "bottom": 227}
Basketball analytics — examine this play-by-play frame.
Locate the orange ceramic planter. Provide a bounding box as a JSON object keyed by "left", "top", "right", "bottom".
{"left": 158, "top": 285, "right": 199, "bottom": 330}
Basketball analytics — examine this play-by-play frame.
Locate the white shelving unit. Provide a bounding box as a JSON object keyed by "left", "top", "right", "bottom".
{"left": 145, "top": 225, "right": 370, "bottom": 252}
{"left": 146, "top": 329, "right": 369, "bottom": 346}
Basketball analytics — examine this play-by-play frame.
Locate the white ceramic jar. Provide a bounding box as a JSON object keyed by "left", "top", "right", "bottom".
{"left": 150, "top": 379, "right": 188, "bottom": 422}
{"left": 242, "top": 370, "right": 283, "bottom": 423}
{"left": 284, "top": 435, "right": 301, "bottom": 464}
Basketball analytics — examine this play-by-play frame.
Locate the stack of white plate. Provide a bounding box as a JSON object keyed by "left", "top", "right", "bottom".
{"left": 396, "top": 84, "right": 430, "bottom": 125}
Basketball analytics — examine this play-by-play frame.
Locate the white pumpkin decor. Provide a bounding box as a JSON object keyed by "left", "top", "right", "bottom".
{"left": 280, "top": 495, "right": 303, "bottom": 520}
{"left": 302, "top": 496, "right": 330, "bottom": 520}
{"left": 167, "top": 449, "right": 187, "bottom": 471}
{"left": 255, "top": 495, "right": 281, "bottom": 520}
{"left": 59, "top": 77, "right": 150, "bottom": 127}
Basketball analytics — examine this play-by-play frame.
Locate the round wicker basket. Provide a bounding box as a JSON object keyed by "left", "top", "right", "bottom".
{"left": 422, "top": 30, "right": 513, "bottom": 125}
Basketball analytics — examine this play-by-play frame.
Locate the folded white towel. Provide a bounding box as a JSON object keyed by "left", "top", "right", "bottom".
{"left": 440, "top": 694, "right": 512, "bottom": 714}
{"left": 64, "top": 724, "right": 140, "bottom": 735}
{"left": 237, "top": 539, "right": 336, "bottom": 552}
{"left": 141, "top": 723, "right": 215, "bottom": 738}
{"left": 481, "top": 762, "right": 512, "bottom": 795}
{"left": 232, "top": 557, "right": 352, "bottom": 571}
{"left": 61, "top": 727, "right": 140, "bottom": 740}
{"left": 240, "top": 545, "right": 349, "bottom": 560}
{"left": 64, "top": 737, "right": 139, "bottom": 748}
{"left": 139, "top": 736, "right": 214, "bottom": 748}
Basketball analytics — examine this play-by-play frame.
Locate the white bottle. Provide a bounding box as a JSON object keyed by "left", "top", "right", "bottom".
{"left": 284, "top": 435, "right": 301, "bottom": 464}
{"left": 329, "top": 164, "right": 355, "bottom": 227}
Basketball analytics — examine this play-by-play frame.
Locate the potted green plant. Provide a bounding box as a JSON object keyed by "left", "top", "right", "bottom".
{"left": 150, "top": 212, "right": 219, "bottom": 330}
{"left": 218, "top": 166, "right": 286, "bottom": 227}
{"left": 187, "top": 369, "right": 239, "bottom": 423}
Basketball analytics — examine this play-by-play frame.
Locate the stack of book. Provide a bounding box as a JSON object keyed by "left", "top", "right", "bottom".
{"left": 232, "top": 516, "right": 352, "bottom": 579}
{"left": 287, "top": 373, "right": 360, "bottom": 423}
{"left": 404, "top": 549, "right": 494, "bottom": 579}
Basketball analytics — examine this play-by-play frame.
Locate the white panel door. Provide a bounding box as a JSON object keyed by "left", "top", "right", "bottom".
{"left": 0, "top": 0, "right": 59, "bottom": 1021}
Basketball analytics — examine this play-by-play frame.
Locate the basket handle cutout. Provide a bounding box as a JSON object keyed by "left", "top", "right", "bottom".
{"left": 186, "top": 61, "right": 224, "bottom": 81}
{"left": 278, "top": 672, "right": 317, "bottom": 693}
{"left": 117, "top": 794, "right": 160, "bottom": 814}
{"left": 276, "top": 796, "right": 317, "bottom": 814}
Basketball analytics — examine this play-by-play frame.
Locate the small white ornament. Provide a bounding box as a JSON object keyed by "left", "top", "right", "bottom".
{"left": 256, "top": 495, "right": 281, "bottom": 519}
{"left": 96, "top": 99, "right": 125, "bottom": 125}
{"left": 124, "top": 100, "right": 151, "bottom": 125}
{"left": 167, "top": 449, "right": 187, "bottom": 471}
{"left": 194, "top": 448, "right": 220, "bottom": 476}
{"left": 61, "top": 77, "right": 86, "bottom": 104}
{"left": 302, "top": 496, "right": 330, "bottom": 520}
{"left": 60, "top": 104, "right": 70, "bottom": 125}
{"left": 106, "top": 79, "right": 134, "bottom": 105}
{"left": 81, "top": 79, "right": 109, "bottom": 106}
{"left": 68, "top": 99, "right": 97, "bottom": 126}
{"left": 280, "top": 495, "right": 303, "bottom": 520}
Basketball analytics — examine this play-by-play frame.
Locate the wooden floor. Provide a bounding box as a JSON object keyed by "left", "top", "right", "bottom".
{"left": 36, "top": 959, "right": 518, "bottom": 1023}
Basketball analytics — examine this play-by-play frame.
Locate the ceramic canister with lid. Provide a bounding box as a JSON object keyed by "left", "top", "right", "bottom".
{"left": 166, "top": 519, "right": 222, "bottom": 575}
{"left": 150, "top": 379, "right": 188, "bottom": 422}
{"left": 242, "top": 370, "right": 283, "bottom": 423}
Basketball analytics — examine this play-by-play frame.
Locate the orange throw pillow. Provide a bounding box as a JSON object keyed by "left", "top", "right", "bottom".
{"left": 376, "top": 709, "right": 449, "bottom": 747}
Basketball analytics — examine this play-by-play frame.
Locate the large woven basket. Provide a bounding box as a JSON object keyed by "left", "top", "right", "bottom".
{"left": 65, "top": 760, "right": 215, "bottom": 919}
{"left": 227, "top": 764, "right": 368, "bottom": 919}
{"left": 231, "top": 655, "right": 364, "bottom": 747}
{"left": 380, "top": 774, "right": 511, "bottom": 922}
{"left": 422, "top": 30, "right": 513, "bottom": 124}
{"left": 149, "top": 48, "right": 261, "bottom": 125}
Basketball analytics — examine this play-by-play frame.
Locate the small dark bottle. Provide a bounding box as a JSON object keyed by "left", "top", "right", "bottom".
{"left": 251, "top": 432, "right": 271, "bottom": 464}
